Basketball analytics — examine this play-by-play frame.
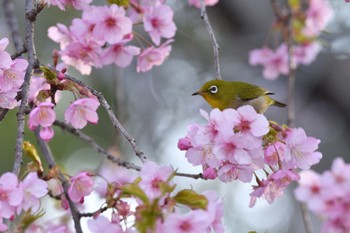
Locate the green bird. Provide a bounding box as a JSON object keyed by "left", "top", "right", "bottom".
{"left": 192, "top": 80, "right": 286, "bottom": 113}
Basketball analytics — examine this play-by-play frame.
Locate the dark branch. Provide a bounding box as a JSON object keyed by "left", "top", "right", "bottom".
{"left": 34, "top": 128, "right": 83, "bottom": 233}
{"left": 199, "top": 0, "right": 221, "bottom": 80}
{"left": 53, "top": 120, "right": 141, "bottom": 171}
{"left": 58, "top": 71, "right": 147, "bottom": 162}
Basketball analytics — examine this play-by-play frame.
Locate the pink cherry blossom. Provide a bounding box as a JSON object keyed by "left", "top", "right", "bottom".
{"left": 213, "top": 134, "right": 252, "bottom": 165}
{"left": 321, "top": 157, "right": 350, "bottom": 197}
{"left": 138, "top": 161, "right": 174, "bottom": 200}
{"left": 88, "top": 215, "right": 123, "bottom": 233}
{"left": 217, "top": 162, "right": 254, "bottom": 183}
{"left": 144, "top": 5, "right": 177, "bottom": 46}
{"left": 0, "top": 172, "right": 23, "bottom": 219}
{"left": 0, "top": 38, "right": 9, "bottom": 51}
{"left": 293, "top": 42, "right": 322, "bottom": 66}
{"left": 44, "top": 0, "right": 91, "bottom": 10}
{"left": 0, "top": 89, "right": 18, "bottom": 109}
{"left": 0, "top": 49, "right": 12, "bottom": 70}
{"left": 249, "top": 44, "right": 289, "bottom": 80}
{"left": 264, "top": 141, "right": 286, "bottom": 167}
{"left": 294, "top": 170, "right": 330, "bottom": 212}
{"left": 60, "top": 39, "right": 103, "bottom": 75}
{"left": 137, "top": 40, "right": 173, "bottom": 72}
{"left": 48, "top": 23, "right": 71, "bottom": 49}
{"left": 103, "top": 39, "right": 140, "bottom": 67}
{"left": 68, "top": 171, "right": 94, "bottom": 203}
{"left": 0, "top": 58, "right": 28, "bottom": 92}
{"left": 92, "top": 5, "right": 132, "bottom": 44}
{"left": 188, "top": 0, "right": 219, "bottom": 8}
{"left": 250, "top": 170, "right": 299, "bottom": 207}
{"left": 303, "top": 0, "right": 333, "bottom": 37}
{"left": 232, "top": 105, "right": 269, "bottom": 137}
{"left": 202, "top": 190, "right": 225, "bottom": 233}
{"left": 19, "top": 172, "right": 48, "bottom": 213}
{"left": 64, "top": 97, "right": 100, "bottom": 129}
{"left": 284, "top": 127, "right": 322, "bottom": 170}
{"left": 96, "top": 164, "right": 137, "bottom": 196}
{"left": 28, "top": 102, "right": 56, "bottom": 130}
{"left": 65, "top": 0, "right": 92, "bottom": 10}
{"left": 162, "top": 210, "right": 210, "bottom": 233}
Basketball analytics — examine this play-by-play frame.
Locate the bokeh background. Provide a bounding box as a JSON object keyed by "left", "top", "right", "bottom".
{"left": 1, "top": 0, "right": 350, "bottom": 232}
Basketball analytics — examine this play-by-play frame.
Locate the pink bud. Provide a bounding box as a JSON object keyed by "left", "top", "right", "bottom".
{"left": 177, "top": 137, "right": 192, "bottom": 151}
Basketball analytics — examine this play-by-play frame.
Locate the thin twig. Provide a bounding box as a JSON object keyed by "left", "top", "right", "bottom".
{"left": 53, "top": 120, "right": 141, "bottom": 171}
{"left": 199, "top": 0, "right": 221, "bottom": 80}
{"left": 175, "top": 172, "right": 204, "bottom": 179}
{"left": 11, "top": 47, "right": 28, "bottom": 60}
{"left": 13, "top": 0, "right": 38, "bottom": 176}
{"left": 34, "top": 128, "right": 83, "bottom": 233}
{"left": 79, "top": 206, "right": 109, "bottom": 218}
{"left": 284, "top": 3, "right": 313, "bottom": 233}
{"left": 59, "top": 72, "right": 147, "bottom": 162}
{"left": 3, "top": 0, "right": 23, "bottom": 52}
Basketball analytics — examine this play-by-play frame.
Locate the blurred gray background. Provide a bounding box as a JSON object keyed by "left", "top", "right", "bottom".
{"left": 1, "top": 0, "right": 350, "bottom": 232}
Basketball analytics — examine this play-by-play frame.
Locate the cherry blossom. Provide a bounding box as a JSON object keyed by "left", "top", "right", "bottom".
{"left": 138, "top": 161, "right": 174, "bottom": 200}
{"left": 18, "top": 172, "right": 48, "bottom": 213}
{"left": 162, "top": 210, "right": 210, "bottom": 233}
{"left": 88, "top": 215, "right": 123, "bottom": 233}
{"left": 68, "top": 171, "right": 94, "bottom": 203}
{"left": 143, "top": 5, "right": 176, "bottom": 45}
{"left": 284, "top": 127, "right": 322, "bottom": 170}
{"left": 64, "top": 97, "right": 100, "bottom": 129}
{"left": 0, "top": 172, "right": 23, "bottom": 219}
{"left": 92, "top": 5, "right": 132, "bottom": 44}
{"left": 136, "top": 40, "right": 173, "bottom": 72}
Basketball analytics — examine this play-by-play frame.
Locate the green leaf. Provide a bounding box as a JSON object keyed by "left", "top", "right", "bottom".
{"left": 17, "top": 209, "right": 45, "bottom": 231}
{"left": 135, "top": 202, "right": 161, "bottom": 233}
{"left": 288, "top": 0, "right": 300, "bottom": 11}
{"left": 174, "top": 189, "right": 208, "bottom": 210}
{"left": 108, "top": 0, "right": 129, "bottom": 7}
{"left": 39, "top": 66, "right": 56, "bottom": 81}
{"left": 121, "top": 183, "right": 149, "bottom": 204}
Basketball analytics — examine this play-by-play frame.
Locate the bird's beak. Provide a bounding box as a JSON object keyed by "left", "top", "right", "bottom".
{"left": 192, "top": 91, "right": 202, "bottom": 96}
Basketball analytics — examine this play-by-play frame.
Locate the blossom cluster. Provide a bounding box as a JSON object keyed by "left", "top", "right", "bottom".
{"left": 178, "top": 106, "right": 322, "bottom": 206}
{"left": 47, "top": 0, "right": 220, "bottom": 75}
{"left": 0, "top": 172, "right": 48, "bottom": 232}
{"left": 249, "top": 0, "right": 333, "bottom": 80}
{"left": 47, "top": 1, "right": 176, "bottom": 75}
{"left": 27, "top": 161, "right": 225, "bottom": 233}
{"left": 295, "top": 157, "right": 350, "bottom": 233}
{"left": 0, "top": 38, "right": 28, "bottom": 109}
{"left": 26, "top": 62, "right": 101, "bottom": 141}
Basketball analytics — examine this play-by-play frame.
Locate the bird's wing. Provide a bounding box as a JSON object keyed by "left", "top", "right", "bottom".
{"left": 236, "top": 85, "right": 272, "bottom": 101}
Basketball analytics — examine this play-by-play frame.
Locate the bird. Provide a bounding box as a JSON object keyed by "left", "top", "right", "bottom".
{"left": 192, "top": 79, "right": 286, "bottom": 113}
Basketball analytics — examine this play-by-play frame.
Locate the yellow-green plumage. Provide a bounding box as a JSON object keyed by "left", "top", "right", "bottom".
{"left": 192, "top": 80, "right": 286, "bottom": 113}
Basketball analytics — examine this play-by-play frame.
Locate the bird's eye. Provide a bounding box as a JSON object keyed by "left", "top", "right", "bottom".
{"left": 209, "top": 85, "right": 218, "bottom": 94}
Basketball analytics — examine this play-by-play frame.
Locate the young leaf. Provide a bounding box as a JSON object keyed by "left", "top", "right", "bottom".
{"left": 174, "top": 189, "right": 208, "bottom": 210}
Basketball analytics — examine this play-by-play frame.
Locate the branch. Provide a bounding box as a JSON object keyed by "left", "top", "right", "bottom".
{"left": 175, "top": 172, "right": 204, "bottom": 179}
{"left": 53, "top": 120, "right": 141, "bottom": 171}
{"left": 199, "top": 0, "right": 221, "bottom": 80}
{"left": 34, "top": 128, "right": 83, "bottom": 233}
{"left": 3, "top": 0, "right": 23, "bottom": 52}
{"left": 13, "top": 0, "right": 38, "bottom": 176}
{"left": 59, "top": 72, "right": 147, "bottom": 162}
{"left": 280, "top": 1, "right": 313, "bottom": 232}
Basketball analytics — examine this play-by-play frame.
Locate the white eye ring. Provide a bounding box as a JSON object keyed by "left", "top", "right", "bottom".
{"left": 209, "top": 85, "right": 218, "bottom": 94}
